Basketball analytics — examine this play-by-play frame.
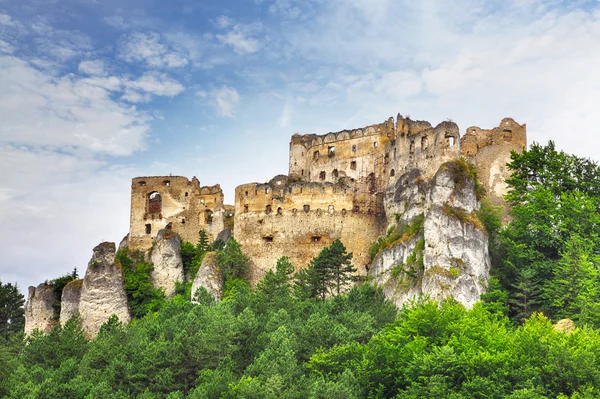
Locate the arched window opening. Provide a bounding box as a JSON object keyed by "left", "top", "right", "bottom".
{"left": 373, "top": 142, "right": 379, "bottom": 148}
{"left": 350, "top": 161, "right": 357, "bottom": 170}
{"left": 445, "top": 134, "right": 456, "bottom": 146}
{"left": 304, "top": 204, "right": 310, "bottom": 213}
{"left": 277, "top": 207, "right": 283, "bottom": 215}
{"left": 205, "top": 210, "right": 213, "bottom": 224}
{"left": 244, "top": 204, "right": 249, "bottom": 213}
{"left": 265, "top": 187, "right": 270, "bottom": 194}
{"left": 353, "top": 205, "right": 360, "bottom": 213}
{"left": 328, "top": 205, "right": 334, "bottom": 214}
{"left": 341, "top": 208, "right": 347, "bottom": 216}
{"left": 313, "top": 150, "right": 320, "bottom": 160}
{"left": 265, "top": 204, "right": 272, "bottom": 214}
{"left": 390, "top": 169, "right": 395, "bottom": 177}
{"left": 328, "top": 146, "right": 335, "bottom": 157}
{"left": 185, "top": 192, "right": 188, "bottom": 197}
{"left": 148, "top": 192, "right": 162, "bottom": 214}
{"left": 421, "top": 136, "right": 429, "bottom": 150}
{"left": 332, "top": 169, "right": 339, "bottom": 178}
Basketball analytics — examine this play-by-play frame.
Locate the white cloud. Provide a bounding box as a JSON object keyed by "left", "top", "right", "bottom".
{"left": 119, "top": 32, "right": 189, "bottom": 68}
{"left": 0, "top": 55, "right": 149, "bottom": 156}
{"left": 197, "top": 85, "right": 241, "bottom": 117}
{"left": 123, "top": 72, "right": 185, "bottom": 103}
{"left": 78, "top": 60, "right": 107, "bottom": 76}
{"left": 216, "top": 22, "right": 262, "bottom": 54}
{"left": 0, "top": 39, "right": 14, "bottom": 54}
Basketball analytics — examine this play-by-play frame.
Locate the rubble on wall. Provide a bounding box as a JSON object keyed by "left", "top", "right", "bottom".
{"left": 370, "top": 161, "right": 490, "bottom": 308}
{"left": 191, "top": 252, "right": 223, "bottom": 303}
{"left": 150, "top": 229, "right": 184, "bottom": 298}
{"left": 79, "top": 242, "right": 130, "bottom": 338}
{"left": 24, "top": 283, "right": 56, "bottom": 335}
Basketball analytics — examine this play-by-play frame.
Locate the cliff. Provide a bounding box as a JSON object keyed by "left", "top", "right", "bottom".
{"left": 369, "top": 161, "right": 490, "bottom": 308}
{"left": 24, "top": 283, "right": 56, "bottom": 335}
{"left": 79, "top": 242, "right": 130, "bottom": 338}
{"left": 150, "top": 229, "right": 184, "bottom": 298}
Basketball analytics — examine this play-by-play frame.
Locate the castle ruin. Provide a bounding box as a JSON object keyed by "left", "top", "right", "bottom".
{"left": 126, "top": 113, "right": 526, "bottom": 284}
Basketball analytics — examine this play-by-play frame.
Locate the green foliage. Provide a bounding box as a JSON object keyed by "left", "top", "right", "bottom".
{"left": 216, "top": 239, "right": 250, "bottom": 283}
{"left": 117, "top": 249, "right": 165, "bottom": 318}
{"left": 181, "top": 230, "right": 211, "bottom": 280}
{"left": 0, "top": 280, "right": 25, "bottom": 339}
{"left": 452, "top": 157, "right": 486, "bottom": 200}
{"left": 296, "top": 239, "right": 357, "bottom": 302}
{"left": 46, "top": 269, "right": 78, "bottom": 320}
{"left": 494, "top": 141, "right": 600, "bottom": 325}
{"left": 369, "top": 214, "right": 424, "bottom": 260}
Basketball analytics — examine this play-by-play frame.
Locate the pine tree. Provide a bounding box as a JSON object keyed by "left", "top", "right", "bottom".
{"left": 0, "top": 281, "right": 25, "bottom": 339}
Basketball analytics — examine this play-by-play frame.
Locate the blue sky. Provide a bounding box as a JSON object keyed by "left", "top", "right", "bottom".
{"left": 1, "top": 0, "right": 600, "bottom": 293}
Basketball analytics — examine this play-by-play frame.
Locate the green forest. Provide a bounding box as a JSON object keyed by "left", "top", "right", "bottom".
{"left": 1, "top": 141, "right": 600, "bottom": 398}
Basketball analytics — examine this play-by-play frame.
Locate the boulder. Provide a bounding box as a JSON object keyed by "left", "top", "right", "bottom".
{"left": 59, "top": 279, "right": 83, "bottom": 326}
{"left": 24, "top": 283, "right": 56, "bottom": 335}
{"left": 191, "top": 252, "right": 223, "bottom": 303}
{"left": 150, "top": 230, "right": 184, "bottom": 298}
{"left": 79, "top": 242, "right": 130, "bottom": 338}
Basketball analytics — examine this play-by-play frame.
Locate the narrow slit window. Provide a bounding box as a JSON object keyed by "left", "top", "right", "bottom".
{"left": 145, "top": 224, "right": 151, "bottom": 234}
{"left": 313, "top": 150, "right": 320, "bottom": 160}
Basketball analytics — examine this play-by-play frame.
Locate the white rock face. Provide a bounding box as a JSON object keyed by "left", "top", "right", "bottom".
{"left": 191, "top": 252, "right": 223, "bottom": 303}
{"left": 79, "top": 242, "right": 130, "bottom": 338}
{"left": 24, "top": 283, "right": 56, "bottom": 335}
{"left": 150, "top": 229, "right": 184, "bottom": 298}
{"left": 371, "top": 162, "right": 491, "bottom": 309}
{"left": 59, "top": 280, "right": 82, "bottom": 326}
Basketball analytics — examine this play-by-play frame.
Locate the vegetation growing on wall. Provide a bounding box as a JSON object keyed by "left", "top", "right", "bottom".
{"left": 368, "top": 214, "right": 424, "bottom": 260}
{"left": 450, "top": 157, "right": 486, "bottom": 200}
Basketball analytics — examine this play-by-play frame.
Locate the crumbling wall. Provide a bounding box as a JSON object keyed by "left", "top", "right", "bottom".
{"left": 129, "top": 176, "right": 226, "bottom": 251}
{"left": 234, "top": 177, "right": 383, "bottom": 284}
{"left": 24, "top": 283, "right": 56, "bottom": 335}
{"left": 461, "top": 118, "right": 527, "bottom": 221}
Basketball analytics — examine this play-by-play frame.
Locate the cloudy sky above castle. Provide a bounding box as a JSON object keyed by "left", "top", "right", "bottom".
{"left": 1, "top": 0, "right": 599, "bottom": 291}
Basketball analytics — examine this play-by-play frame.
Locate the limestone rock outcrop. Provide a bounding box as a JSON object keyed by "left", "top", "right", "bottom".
{"left": 79, "top": 242, "right": 130, "bottom": 338}
{"left": 191, "top": 252, "right": 223, "bottom": 303}
{"left": 370, "top": 162, "right": 490, "bottom": 308}
{"left": 150, "top": 229, "right": 184, "bottom": 298}
{"left": 59, "top": 279, "right": 82, "bottom": 326}
{"left": 24, "top": 283, "right": 56, "bottom": 335}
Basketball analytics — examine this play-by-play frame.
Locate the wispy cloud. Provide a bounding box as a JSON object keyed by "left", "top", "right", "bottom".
{"left": 119, "top": 32, "right": 189, "bottom": 68}
{"left": 216, "top": 20, "right": 263, "bottom": 54}
{"left": 197, "top": 85, "right": 241, "bottom": 117}
{"left": 123, "top": 72, "right": 185, "bottom": 103}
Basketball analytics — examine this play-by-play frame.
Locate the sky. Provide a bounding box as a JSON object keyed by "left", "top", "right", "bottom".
{"left": 1, "top": 0, "right": 599, "bottom": 295}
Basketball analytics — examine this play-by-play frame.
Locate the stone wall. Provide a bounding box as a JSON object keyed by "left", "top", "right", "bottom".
{"left": 129, "top": 176, "right": 226, "bottom": 251}
{"left": 461, "top": 118, "right": 527, "bottom": 221}
{"left": 234, "top": 177, "right": 383, "bottom": 284}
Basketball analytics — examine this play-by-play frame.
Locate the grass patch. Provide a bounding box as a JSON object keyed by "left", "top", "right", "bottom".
{"left": 452, "top": 158, "right": 486, "bottom": 200}
{"left": 368, "top": 215, "right": 424, "bottom": 260}
{"left": 442, "top": 203, "right": 484, "bottom": 231}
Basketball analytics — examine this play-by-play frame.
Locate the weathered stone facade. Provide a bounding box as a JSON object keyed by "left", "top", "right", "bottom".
{"left": 129, "top": 176, "right": 228, "bottom": 251}
{"left": 234, "top": 175, "right": 383, "bottom": 284}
